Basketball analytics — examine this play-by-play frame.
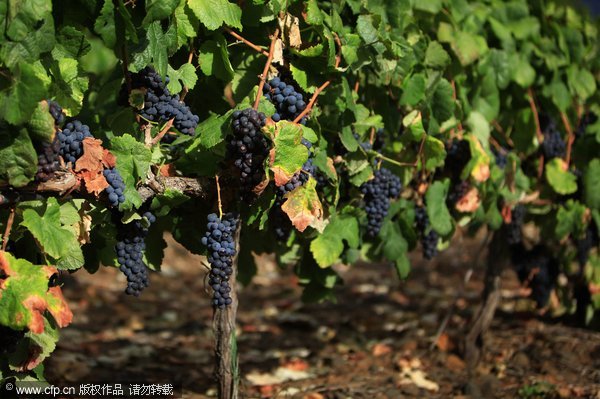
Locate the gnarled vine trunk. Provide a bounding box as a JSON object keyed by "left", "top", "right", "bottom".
{"left": 212, "top": 225, "right": 241, "bottom": 399}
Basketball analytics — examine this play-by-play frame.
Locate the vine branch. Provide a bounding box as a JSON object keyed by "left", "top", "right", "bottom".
{"left": 2, "top": 207, "right": 16, "bottom": 251}
{"left": 527, "top": 88, "right": 543, "bottom": 143}
{"left": 149, "top": 118, "right": 175, "bottom": 147}
{"left": 254, "top": 28, "right": 280, "bottom": 110}
{"left": 561, "top": 111, "right": 575, "bottom": 166}
{"left": 225, "top": 28, "right": 269, "bottom": 57}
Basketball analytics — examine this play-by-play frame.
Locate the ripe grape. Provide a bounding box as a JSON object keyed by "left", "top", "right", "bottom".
{"left": 48, "top": 100, "right": 65, "bottom": 126}
{"left": 128, "top": 67, "right": 199, "bottom": 137}
{"left": 35, "top": 139, "right": 61, "bottom": 182}
{"left": 114, "top": 211, "right": 156, "bottom": 296}
{"left": 541, "top": 118, "right": 566, "bottom": 159}
{"left": 201, "top": 213, "right": 238, "bottom": 308}
{"left": 57, "top": 120, "right": 93, "bottom": 164}
{"left": 263, "top": 77, "right": 307, "bottom": 124}
{"left": 360, "top": 167, "right": 402, "bottom": 236}
{"left": 506, "top": 205, "right": 525, "bottom": 245}
{"left": 415, "top": 206, "right": 439, "bottom": 259}
{"left": 510, "top": 244, "right": 558, "bottom": 307}
{"left": 103, "top": 168, "right": 126, "bottom": 208}
{"left": 445, "top": 139, "right": 470, "bottom": 178}
{"left": 228, "top": 108, "right": 270, "bottom": 197}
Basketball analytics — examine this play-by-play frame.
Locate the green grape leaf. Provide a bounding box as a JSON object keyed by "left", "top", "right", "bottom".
{"left": 187, "top": 0, "right": 242, "bottom": 31}
{"left": 267, "top": 121, "right": 309, "bottom": 186}
{"left": 310, "top": 214, "right": 359, "bottom": 268}
{"left": 0, "top": 62, "right": 50, "bottom": 125}
{"left": 198, "top": 37, "right": 234, "bottom": 80}
{"left": 0, "top": 251, "right": 72, "bottom": 333}
{"left": 166, "top": 62, "right": 198, "bottom": 93}
{"left": 27, "top": 101, "right": 56, "bottom": 142}
{"left": 584, "top": 159, "right": 600, "bottom": 210}
{"left": 378, "top": 219, "right": 410, "bottom": 278}
{"left": 95, "top": 0, "right": 117, "bottom": 48}
{"left": 151, "top": 189, "right": 190, "bottom": 217}
{"left": 451, "top": 31, "right": 488, "bottom": 66}
{"left": 556, "top": 200, "right": 588, "bottom": 239}
{"left": 425, "top": 180, "right": 453, "bottom": 235}
{"left": 144, "top": 0, "right": 179, "bottom": 24}
{"left": 425, "top": 41, "right": 450, "bottom": 69}
{"left": 305, "top": 0, "right": 323, "bottom": 25}
{"left": 110, "top": 134, "right": 153, "bottom": 210}
{"left": 400, "top": 73, "right": 426, "bottom": 106}
{"left": 9, "top": 319, "right": 59, "bottom": 372}
{"left": 50, "top": 57, "right": 89, "bottom": 116}
{"left": 0, "top": 129, "right": 37, "bottom": 188}
{"left": 20, "top": 198, "right": 84, "bottom": 270}
{"left": 545, "top": 158, "right": 578, "bottom": 195}
{"left": 423, "top": 135, "right": 446, "bottom": 171}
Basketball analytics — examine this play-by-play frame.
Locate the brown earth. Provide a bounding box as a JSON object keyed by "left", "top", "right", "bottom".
{"left": 46, "top": 233, "right": 600, "bottom": 398}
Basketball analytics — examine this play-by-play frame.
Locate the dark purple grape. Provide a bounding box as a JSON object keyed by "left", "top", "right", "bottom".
{"left": 202, "top": 213, "right": 238, "bottom": 308}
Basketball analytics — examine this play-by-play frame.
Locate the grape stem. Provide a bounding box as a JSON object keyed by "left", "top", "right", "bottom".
{"left": 1, "top": 206, "right": 15, "bottom": 251}
{"left": 561, "top": 111, "right": 574, "bottom": 166}
{"left": 225, "top": 28, "right": 269, "bottom": 57}
{"left": 527, "top": 88, "right": 543, "bottom": 143}
{"left": 369, "top": 136, "right": 425, "bottom": 169}
{"left": 216, "top": 175, "right": 223, "bottom": 219}
{"left": 149, "top": 118, "right": 175, "bottom": 147}
{"left": 254, "top": 28, "right": 280, "bottom": 110}
{"left": 292, "top": 33, "right": 343, "bottom": 123}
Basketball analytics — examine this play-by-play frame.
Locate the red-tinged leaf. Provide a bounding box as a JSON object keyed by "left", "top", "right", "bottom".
{"left": 75, "top": 138, "right": 109, "bottom": 195}
{"left": 455, "top": 187, "right": 480, "bottom": 213}
{"left": 0, "top": 251, "right": 73, "bottom": 333}
{"left": 102, "top": 149, "right": 117, "bottom": 168}
{"left": 159, "top": 164, "right": 177, "bottom": 177}
{"left": 281, "top": 179, "right": 323, "bottom": 232}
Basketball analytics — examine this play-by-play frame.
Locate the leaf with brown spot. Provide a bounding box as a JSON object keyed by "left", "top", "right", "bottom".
{"left": 455, "top": 187, "right": 480, "bottom": 213}
{"left": 0, "top": 251, "right": 73, "bottom": 333}
{"left": 75, "top": 138, "right": 110, "bottom": 195}
{"left": 281, "top": 178, "right": 323, "bottom": 232}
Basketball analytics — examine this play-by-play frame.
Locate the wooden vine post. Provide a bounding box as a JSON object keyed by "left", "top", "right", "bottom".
{"left": 213, "top": 225, "right": 241, "bottom": 399}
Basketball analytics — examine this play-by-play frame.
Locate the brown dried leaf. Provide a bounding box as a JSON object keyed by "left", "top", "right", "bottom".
{"left": 455, "top": 187, "right": 480, "bottom": 213}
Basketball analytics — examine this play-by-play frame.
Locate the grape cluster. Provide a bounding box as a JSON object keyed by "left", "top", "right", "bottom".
{"left": 128, "top": 67, "right": 199, "bottom": 137}
{"left": 541, "top": 118, "right": 566, "bottom": 159}
{"left": 103, "top": 168, "right": 126, "bottom": 208}
{"left": 415, "top": 207, "right": 439, "bottom": 260}
{"left": 445, "top": 139, "right": 470, "bottom": 178}
{"left": 48, "top": 100, "right": 66, "bottom": 126}
{"left": 575, "top": 223, "right": 599, "bottom": 266}
{"left": 35, "top": 139, "right": 61, "bottom": 182}
{"left": 201, "top": 213, "right": 238, "bottom": 308}
{"left": 263, "top": 77, "right": 307, "bottom": 123}
{"left": 228, "top": 108, "right": 270, "bottom": 196}
{"left": 510, "top": 244, "right": 559, "bottom": 307}
{"left": 115, "top": 211, "right": 156, "bottom": 296}
{"left": 493, "top": 147, "right": 508, "bottom": 169}
{"left": 360, "top": 167, "right": 402, "bottom": 237}
{"left": 506, "top": 205, "right": 525, "bottom": 245}
{"left": 57, "top": 120, "right": 93, "bottom": 164}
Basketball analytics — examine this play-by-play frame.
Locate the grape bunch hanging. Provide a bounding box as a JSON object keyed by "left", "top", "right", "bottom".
{"left": 228, "top": 108, "right": 270, "bottom": 197}
{"left": 263, "top": 77, "right": 307, "bottom": 124}
{"left": 415, "top": 207, "right": 439, "bottom": 260}
{"left": 202, "top": 213, "right": 238, "bottom": 308}
{"left": 360, "top": 167, "right": 402, "bottom": 237}
{"left": 114, "top": 212, "right": 156, "bottom": 296}
{"left": 57, "top": 120, "right": 93, "bottom": 164}
{"left": 127, "top": 67, "right": 199, "bottom": 140}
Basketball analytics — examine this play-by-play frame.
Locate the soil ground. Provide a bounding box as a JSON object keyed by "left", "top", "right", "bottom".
{"left": 46, "top": 233, "right": 600, "bottom": 399}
